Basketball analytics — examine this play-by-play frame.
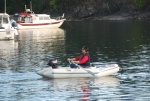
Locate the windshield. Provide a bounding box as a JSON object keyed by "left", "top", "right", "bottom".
{"left": 0, "top": 15, "right": 9, "bottom": 24}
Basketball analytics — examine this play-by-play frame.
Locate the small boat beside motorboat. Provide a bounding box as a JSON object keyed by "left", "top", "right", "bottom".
{"left": 37, "top": 64, "right": 120, "bottom": 79}
{"left": 15, "top": 5, "right": 66, "bottom": 30}
{"left": 0, "top": 13, "right": 18, "bottom": 40}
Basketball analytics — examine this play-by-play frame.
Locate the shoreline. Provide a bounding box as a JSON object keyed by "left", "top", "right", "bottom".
{"left": 52, "top": 12, "right": 150, "bottom": 21}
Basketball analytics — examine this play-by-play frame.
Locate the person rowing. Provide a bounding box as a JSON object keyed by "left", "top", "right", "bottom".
{"left": 67, "top": 46, "right": 90, "bottom": 68}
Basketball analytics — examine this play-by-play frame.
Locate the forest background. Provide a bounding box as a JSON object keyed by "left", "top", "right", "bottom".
{"left": 0, "top": 0, "right": 150, "bottom": 20}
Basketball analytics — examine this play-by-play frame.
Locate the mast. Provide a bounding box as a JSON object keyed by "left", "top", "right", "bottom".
{"left": 4, "top": 0, "right": 6, "bottom": 14}
{"left": 25, "top": 5, "right": 27, "bottom": 11}
{"left": 30, "top": 1, "right": 32, "bottom": 11}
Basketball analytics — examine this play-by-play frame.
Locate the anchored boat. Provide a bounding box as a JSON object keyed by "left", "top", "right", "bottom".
{"left": 15, "top": 4, "right": 65, "bottom": 30}
{"left": 0, "top": 0, "right": 18, "bottom": 40}
{"left": 0, "top": 13, "right": 17, "bottom": 40}
{"left": 37, "top": 64, "right": 120, "bottom": 79}
{"left": 0, "top": 14, "right": 18, "bottom": 40}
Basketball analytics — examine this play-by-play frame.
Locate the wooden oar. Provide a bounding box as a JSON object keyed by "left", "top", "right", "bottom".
{"left": 68, "top": 60, "right": 95, "bottom": 76}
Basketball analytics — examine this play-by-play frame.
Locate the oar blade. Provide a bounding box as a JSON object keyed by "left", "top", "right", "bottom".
{"left": 84, "top": 69, "right": 95, "bottom": 76}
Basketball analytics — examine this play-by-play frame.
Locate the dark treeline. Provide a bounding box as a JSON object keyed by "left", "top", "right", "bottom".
{"left": 0, "top": 0, "right": 28, "bottom": 14}
{"left": 0, "top": 0, "right": 48, "bottom": 14}
{"left": 1, "top": 0, "right": 150, "bottom": 13}
{"left": 0, "top": 0, "right": 81, "bottom": 14}
{"left": 0, "top": 0, "right": 150, "bottom": 20}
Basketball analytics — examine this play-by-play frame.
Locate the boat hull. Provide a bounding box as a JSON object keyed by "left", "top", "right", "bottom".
{"left": 0, "top": 26, "right": 18, "bottom": 40}
{"left": 17, "top": 20, "right": 65, "bottom": 30}
{"left": 37, "top": 64, "right": 120, "bottom": 79}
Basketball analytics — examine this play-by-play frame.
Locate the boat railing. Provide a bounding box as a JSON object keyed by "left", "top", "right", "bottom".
{"left": 52, "top": 13, "right": 65, "bottom": 20}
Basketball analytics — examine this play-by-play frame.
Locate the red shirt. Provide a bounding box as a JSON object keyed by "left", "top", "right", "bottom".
{"left": 75, "top": 55, "right": 89, "bottom": 64}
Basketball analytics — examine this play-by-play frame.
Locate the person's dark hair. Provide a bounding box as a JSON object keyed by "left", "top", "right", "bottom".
{"left": 82, "top": 46, "right": 88, "bottom": 52}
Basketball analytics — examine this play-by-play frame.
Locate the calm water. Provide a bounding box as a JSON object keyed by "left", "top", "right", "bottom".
{"left": 0, "top": 21, "right": 150, "bottom": 101}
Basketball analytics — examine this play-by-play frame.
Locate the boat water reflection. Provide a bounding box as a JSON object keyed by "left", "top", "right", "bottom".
{"left": 0, "top": 40, "right": 18, "bottom": 68}
{"left": 18, "top": 28, "right": 65, "bottom": 42}
{"left": 47, "top": 76, "right": 120, "bottom": 101}
{"left": 89, "top": 76, "right": 120, "bottom": 88}
{"left": 17, "top": 28, "right": 66, "bottom": 68}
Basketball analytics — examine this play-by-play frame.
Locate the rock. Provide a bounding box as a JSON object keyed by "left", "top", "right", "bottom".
{"left": 54, "top": 0, "right": 150, "bottom": 21}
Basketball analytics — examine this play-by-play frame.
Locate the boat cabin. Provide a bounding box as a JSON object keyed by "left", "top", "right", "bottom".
{"left": 0, "top": 13, "right": 10, "bottom": 28}
{"left": 17, "top": 9, "right": 51, "bottom": 24}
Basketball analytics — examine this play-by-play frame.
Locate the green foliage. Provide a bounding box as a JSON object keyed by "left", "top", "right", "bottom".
{"left": 134, "top": 0, "right": 150, "bottom": 8}
{"left": 49, "top": 0, "right": 75, "bottom": 11}
{"left": 30, "top": 0, "right": 50, "bottom": 13}
{"left": 49, "top": 0, "right": 57, "bottom": 10}
{"left": 0, "top": 0, "right": 150, "bottom": 14}
{"left": 0, "top": 0, "right": 29, "bottom": 14}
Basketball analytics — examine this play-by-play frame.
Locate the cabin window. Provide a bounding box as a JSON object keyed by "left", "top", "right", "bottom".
{"left": 39, "top": 16, "right": 50, "bottom": 20}
{"left": 39, "top": 17, "right": 43, "bottom": 20}
{"left": 44, "top": 17, "right": 50, "bottom": 20}
{"left": 21, "top": 17, "right": 25, "bottom": 23}
{"left": 3, "top": 16, "right": 9, "bottom": 24}
{"left": 25, "top": 17, "right": 32, "bottom": 23}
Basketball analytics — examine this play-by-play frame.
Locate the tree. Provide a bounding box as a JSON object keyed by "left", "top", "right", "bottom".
{"left": 134, "top": 0, "right": 150, "bottom": 9}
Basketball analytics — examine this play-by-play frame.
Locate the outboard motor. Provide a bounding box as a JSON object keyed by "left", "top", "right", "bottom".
{"left": 47, "top": 59, "right": 58, "bottom": 69}
{"left": 12, "top": 22, "right": 17, "bottom": 27}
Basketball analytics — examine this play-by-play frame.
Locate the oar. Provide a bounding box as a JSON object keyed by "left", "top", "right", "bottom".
{"left": 68, "top": 60, "right": 95, "bottom": 76}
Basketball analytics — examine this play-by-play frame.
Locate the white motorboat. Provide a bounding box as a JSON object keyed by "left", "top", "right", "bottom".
{"left": 37, "top": 64, "right": 120, "bottom": 79}
{"left": 0, "top": 13, "right": 18, "bottom": 40}
{"left": 15, "top": 5, "right": 66, "bottom": 29}
{"left": 0, "top": 0, "right": 18, "bottom": 40}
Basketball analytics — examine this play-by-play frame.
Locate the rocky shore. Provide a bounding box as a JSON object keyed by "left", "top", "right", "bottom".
{"left": 50, "top": 0, "right": 150, "bottom": 21}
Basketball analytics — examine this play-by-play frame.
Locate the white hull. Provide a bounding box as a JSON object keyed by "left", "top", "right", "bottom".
{"left": 0, "top": 13, "right": 18, "bottom": 40}
{"left": 37, "top": 64, "right": 120, "bottom": 79}
{"left": 0, "top": 27, "right": 18, "bottom": 40}
{"left": 0, "top": 29, "right": 12, "bottom": 40}
{"left": 17, "top": 19, "right": 65, "bottom": 30}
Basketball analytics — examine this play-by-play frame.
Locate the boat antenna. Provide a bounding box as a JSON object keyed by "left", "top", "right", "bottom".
{"left": 30, "top": 1, "right": 32, "bottom": 11}
{"left": 25, "top": 5, "right": 26, "bottom": 11}
{"left": 4, "top": 0, "right": 6, "bottom": 14}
